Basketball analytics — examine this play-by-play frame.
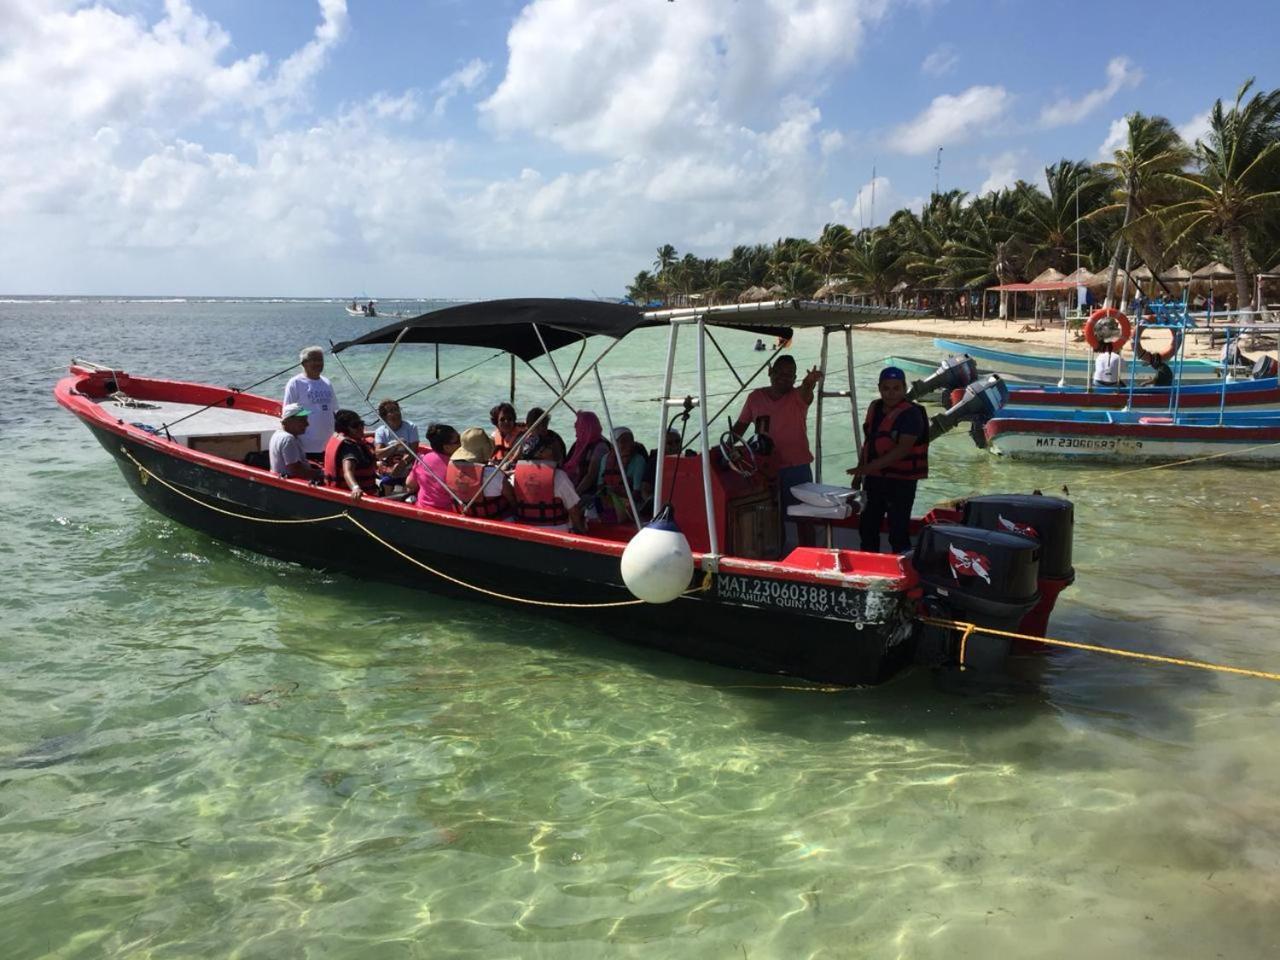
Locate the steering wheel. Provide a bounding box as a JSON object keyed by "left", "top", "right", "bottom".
{"left": 718, "top": 430, "right": 759, "bottom": 478}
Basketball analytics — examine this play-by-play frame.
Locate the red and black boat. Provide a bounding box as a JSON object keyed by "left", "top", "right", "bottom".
{"left": 56, "top": 299, "right": 1075, "bottom": 685}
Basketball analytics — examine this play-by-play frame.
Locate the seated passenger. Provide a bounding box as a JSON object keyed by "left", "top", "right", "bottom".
{"left": 521, "top": 406, "right": 567, "bottom": 464}
{"left": 445, "top": 428, "right": 516, "bottom": 519}
{"left": 564, "top": 410, "right": 609, "bottom": 495}
{"left": 269, "top": 403, "right": 323, "bottom": 481}
{"left": 373, "top": 398, "right": 419, "bottom": 488}
{"left": 640, "top": 428, "right": 682, "bottom": 517}
{"left": 596, "top": 427, "right": 646, "bottom": 524}
{"left": 513, "top": 435, "right": 585, "bottom": 533}
{"left": 324, "top": 409, "right": 378, "bottom": 500}
{"left": 405, "top": 423, "right": 460, "bottom": 510}
{"left": 489, "top": 402, "right": 522, "bottom": 463}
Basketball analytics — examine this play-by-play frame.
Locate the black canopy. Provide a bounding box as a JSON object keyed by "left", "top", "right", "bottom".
{"left": 332, "top": 298, "right": 647, "bottom": 361}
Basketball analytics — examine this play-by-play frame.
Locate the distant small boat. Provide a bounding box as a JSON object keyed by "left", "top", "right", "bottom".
{"left": 346, "top": 301, "right": 378, "bottom": 318}
{"left": 934, "top": 337, "right": 1225, "bottom": 382}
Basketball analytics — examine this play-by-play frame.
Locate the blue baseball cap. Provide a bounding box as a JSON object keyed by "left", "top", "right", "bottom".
{"left": 879, "top": 366, "right": 906, "bottom": 383}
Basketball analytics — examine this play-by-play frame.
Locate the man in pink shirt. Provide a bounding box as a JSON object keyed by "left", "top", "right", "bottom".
{"left": 731, "top": 354, "right": 822, "bottom": 541}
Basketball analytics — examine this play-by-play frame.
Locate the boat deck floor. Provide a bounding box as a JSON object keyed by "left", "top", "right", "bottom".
{"left": 100, "top": 396, "right": 280, "bottom": 440}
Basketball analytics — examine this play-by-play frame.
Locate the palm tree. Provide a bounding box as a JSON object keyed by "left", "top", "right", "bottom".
{"left": 1019, "top": 160, "right": 1109, "bottom": 276}
{"left": 844, "top": 228, "right": 900, "bottom": 303}
{"left": 1093, "top": 113, "right": 1193, "bottom": 306}
{"left": 652, "top": 244, "right": 678, "bottom": 303}
{"left": 1157, "top": 78, "right": 1280, "bottom": 309}
{"left": 803, "top": 223, "right": 856, "bottom": 284}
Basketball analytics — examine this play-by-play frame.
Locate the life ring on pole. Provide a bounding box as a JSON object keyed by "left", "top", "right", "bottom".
{"left": 1084, "top": 308, "right": 1132, "bottom": 351}
{"left": 1133, "top": 320, "right": 1182, "bottom": 363}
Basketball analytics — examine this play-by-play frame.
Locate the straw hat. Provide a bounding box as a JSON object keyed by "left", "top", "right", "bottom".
{"left": 451, "top": 427, "right": 495, "bottom": 463}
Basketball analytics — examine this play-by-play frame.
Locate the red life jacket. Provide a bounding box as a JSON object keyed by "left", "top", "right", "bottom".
{"left": 491, "top": 425, "right": 523, "bottom": 462}
{"left": 513, "top": 461, "right": 570, "bottom": 526}
{"left": 862, "top": 400, "right": 929, "bottom": 480}
{"left": 323, "top": 434, "right": 378, "bottom": 493}
{"left": 600, "top": 451, "right": 628, "bottom": 495}
{"left": 445, "top": 461, "right": 509, "bottom": 519}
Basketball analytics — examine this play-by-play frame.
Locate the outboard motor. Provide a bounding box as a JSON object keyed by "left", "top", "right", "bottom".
{"left": 963, "top": 494, "right": 1074, "bottom": 638}
{"left": 926, "top": 374, "right": 1009, "bottom": 448}
{"left": 907, "top": 354, "right": 978, "bottom": 401}
{"left": 913, "top": 524, "right": 1041, "bottom": 670}
{"left": 1253, "top": 355, "right": 1279, "bottom": 380}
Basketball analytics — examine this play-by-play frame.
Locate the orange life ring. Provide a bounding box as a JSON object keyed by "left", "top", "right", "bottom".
{"left": 1084, "top": 308, "right": 1131, "bottom": 351}
{"left": 1133, "top": 321, "right": 1182, "bottom": 362}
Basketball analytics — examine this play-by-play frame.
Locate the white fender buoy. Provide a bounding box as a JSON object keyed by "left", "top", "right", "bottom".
{"left": 620, "top": 508, "right": 694, "bottom": 604}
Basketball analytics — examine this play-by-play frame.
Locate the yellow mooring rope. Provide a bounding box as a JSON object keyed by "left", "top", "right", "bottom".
{"left": 121, "top": 447, "right": 712, "bottom": 609}
{"left": 920, "top": 616, "right": 1280, "bottom": 683}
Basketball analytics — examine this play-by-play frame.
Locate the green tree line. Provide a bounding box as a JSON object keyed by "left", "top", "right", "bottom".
{"left": 628, "top": 79, "right": 1280, "bottom": 314}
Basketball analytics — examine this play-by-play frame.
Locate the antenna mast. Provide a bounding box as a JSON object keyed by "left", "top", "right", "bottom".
{"left": 934, "top": 147, "right": 943, "bottom": 196}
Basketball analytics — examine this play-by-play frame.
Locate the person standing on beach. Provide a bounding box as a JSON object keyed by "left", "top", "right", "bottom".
{"left": 848, "top": 366, "right": 928, "bottom": 554}
{"left": 283, "top": 346, "right": 337, "bottom": 459}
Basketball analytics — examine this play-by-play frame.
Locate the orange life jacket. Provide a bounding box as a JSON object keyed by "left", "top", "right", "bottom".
{"left": 491, "top": 424, "right": 523, "bottom": 462}
{"left": 445, "top": 461, "right": 509, "bottom": 519}
{"left": 862, "top": 400, "right": 929, "bottom": 480}
{"left": 513, "top": 461, "right": 569, "bottom": 526}
{"left": 323, "top": 434, "right": 378, "bottom": 493}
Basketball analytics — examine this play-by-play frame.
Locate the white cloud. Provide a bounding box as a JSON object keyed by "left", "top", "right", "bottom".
{"left": 1097, "top": 116, "right": 1127, "bottom": 159}
{"left": 887, "top": 85, "right": 1010, "bottom": 155}
{"left": 480, "top": 0, "right": 889, "bottom": 158}
{"left": 920, "top": 43, "right": 957, "bottom": 77}
{"left": 433, "top": 59, "right": 490, "bottom": 117}
{"left": 977, "top": 150, "right": 1024, "bottom": 194}
{"left": 1039, "top": 56, "right": 1142, "bottom": 128}
{"left": 1178, "top": 110, "right": 1211, "bottom": 146}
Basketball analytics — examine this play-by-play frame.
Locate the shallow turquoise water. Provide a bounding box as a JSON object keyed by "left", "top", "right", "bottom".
{"left": 3, "top": 298, "right": 1280, "bottom": 959}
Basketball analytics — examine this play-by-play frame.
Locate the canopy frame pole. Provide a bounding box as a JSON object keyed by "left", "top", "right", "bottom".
{"left": 464, "top": 338, "right": 626, "bottom": 512}
{"left": 393, "top": 351, "right": 503, "bottom": 406}
{"left": 682, "top": 352, "right": 776, "bottom": 451}
{"left": 814, "top": 328, "right": 830, "bottom": 483}
{"left": 532, "top": 323, "right": 568, "bottom": 391}
{"left": 846, "top": 326, "right": 862, "bottom": 456}
{"left": 509, "top": 354, "right": 516, "bottom": 405}
{"left": 366, "top": 326, "right": 410, "bottom": 401}
{"left": 704, "top": 328, "right": 745, "bottom": 387}
{"left": 519, "top": 359, "right": 579, "bottom": 415}
{"left": 652, "top": 323, "right": 680, "bottom": 518}
{"left": 695, "top": 316, "right": 720, "bottom": 564}
{"left": 561, "top": 337, "right": 589, "bottom": 390}
{"left": 594, "top": 367, "right": 642, "bottom": 530}
{"left": 326, "top": 342, "right": 466, "bottom": 508}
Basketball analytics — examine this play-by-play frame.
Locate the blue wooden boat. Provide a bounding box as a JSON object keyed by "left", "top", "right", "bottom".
{"left": 934, "top": 337, "right": 1224, "bottom": 382}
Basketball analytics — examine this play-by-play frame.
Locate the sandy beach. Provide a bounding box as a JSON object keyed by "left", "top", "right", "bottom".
{"left": 864, "top": 315, "right": 1278, "bottom": 363}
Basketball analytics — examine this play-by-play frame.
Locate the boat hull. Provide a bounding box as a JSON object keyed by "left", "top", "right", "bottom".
{"left": 1006, "top": 377, "right": 1280, "bottom": 410}
{"left": 80, "top": 418, "right": 919, "bottom": 686}
{"left": 986, "top": 414, "right": 1280, "bottom": 463}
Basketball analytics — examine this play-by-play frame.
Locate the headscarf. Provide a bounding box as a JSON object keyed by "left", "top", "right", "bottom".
{"left": 565, "top": 410, "right": 604, "bottom": 480}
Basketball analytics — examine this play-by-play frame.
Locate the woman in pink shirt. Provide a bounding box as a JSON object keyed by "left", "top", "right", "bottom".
{"left": 405, "top": 423, "right": 461, "bottom": 510}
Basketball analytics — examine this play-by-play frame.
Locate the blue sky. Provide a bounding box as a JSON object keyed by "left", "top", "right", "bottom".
{"left": 1, "top": 0, "right": 1276, "bottom": 297}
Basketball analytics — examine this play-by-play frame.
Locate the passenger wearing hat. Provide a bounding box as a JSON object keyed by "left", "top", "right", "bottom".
{"left": 848, "top": 366, "right": 928, "bottom": 554}
{"left": 595, "top": 426, "right": 646, "bottom": 524}
{"left": 445, "top": 427, "right": 516, "bottom": 519}
{"left": 269, "top": 403, "right": 322, "bottom": 480}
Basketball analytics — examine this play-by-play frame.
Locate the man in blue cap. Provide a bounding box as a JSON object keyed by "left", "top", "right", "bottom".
{"left": 848, "top": 366, "right": 929, "bottom": 553}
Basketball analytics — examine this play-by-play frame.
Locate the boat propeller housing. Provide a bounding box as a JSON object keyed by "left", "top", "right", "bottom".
{"left": 907, "top": 354, "right": 978, "bottom": 400}
{"left": 620, "top": 506, "right": 695, "bottom": 604}
{"left": 927, "top": 374, "right": 1009, "bottom": 446}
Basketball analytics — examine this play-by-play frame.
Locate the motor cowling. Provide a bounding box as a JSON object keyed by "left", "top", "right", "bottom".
{"left": 1253, "top": 355, "right": 1279, "bottom": 380}
{"left": 926, "top": 374, "right": 1009, "bottom": 446}
{"left": 913, "top": 524, "right": 1040, "bottom": 670}
{"left": 962, "top": 494, "right": 1074, "bottom": 638}
{"left": 907, "top": 354, "right": 978, "bottom": 401}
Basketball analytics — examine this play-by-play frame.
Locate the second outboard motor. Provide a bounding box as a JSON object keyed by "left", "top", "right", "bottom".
{"left": 1253, "top": 355, "right": 1279, "bottom": 380}
{"left": 908, "top": 354, "right": 978, "bottom": 401}
{"left": 913, "top": 524, "right": 1040, "bottom": 670}
{"left": 926, "top": 374, "right": 1009, "bottom": 448}
{"left": 963, "top": 494, "right": 1074, "bottom": 638}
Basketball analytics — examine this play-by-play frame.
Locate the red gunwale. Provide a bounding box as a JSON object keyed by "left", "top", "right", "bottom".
{"left": 1006, "top": 383, "right": 1280, "bottom": 409}
{"left": 56, "top": 370, "right": 919, "bottom": 593}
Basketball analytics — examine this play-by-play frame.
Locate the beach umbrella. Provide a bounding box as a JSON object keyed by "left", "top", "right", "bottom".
{"left": 812, "top": 280, "right": 847, "bottom": 300}
{"left": 1190, "top": 261, "right": 1235, "bottom": 297}
{"left": 1062, "top": 266, "right": 1092, "bottom": 285}
{"left": 1031, "top": 267, "right": 1067, "bottom": 284}
{"left": 737, "top": 285, "right": 771, "bottom": 303}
